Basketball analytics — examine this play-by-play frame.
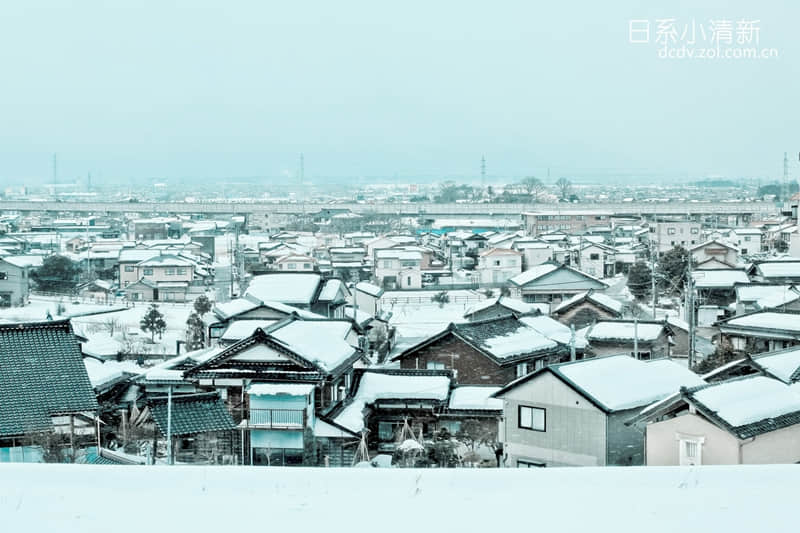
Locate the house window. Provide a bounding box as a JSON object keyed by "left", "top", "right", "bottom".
{"left": 427, "top": 361, "right": 445, "bottom": 370}
{"left": 383, "top": 260, "right": 392, "bottom": 268}
{"left": 517, "top": 460, "right": 545, "bottom": 468}
{"left": 518, "top": 405, "right": 546, "bottom": 431}
{"left": 303, "top": 263, "right": 311, "bottom": 269}
{"left": 494, "top": 260, "right": 501, "bottom": 266}
{"left": 288, "top": 263, "right": 297, "bottom": 269}
{"left": 143, "top": 268, "right": 153, "bottom": 276}
{"left": 667, "top": 228, "right": 676, "bottom": 235}
{"left": 632, "top": 351, "right": 651, "bottom": 360}
{"left": 589, "top": 253, "right": 600, "bottom": 260}
{"left": 678, "top": 435, "right": 704, "bottom": 466}
{"left": 124, "top": 265, "right": 134, "bottom": 272}
{"left": 407, "top": 276, "right": 411, "bottom": 286}
{"left": 378, "top": 421, "right": 402, "bottom": 441}
{"left": 0, "top": 272, "right": 6, "bottom": 280}
{"left": 165, "top": 268, "right": 175, "bottom": 275}
{"left": 741, "top": 249, "right": 748, "bottom": 255}
{"left": 516, "top": 362, "right": 528, "bottom": 378}
{"left": 177, "top": 268, "right": 186, "bottom": 275}
{"left": 691, "top": 228, "right": 699, "bottom": 234}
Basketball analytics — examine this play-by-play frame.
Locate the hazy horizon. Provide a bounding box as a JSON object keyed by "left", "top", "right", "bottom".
{"left": 1, "top": 1, "right": 798, "bottom": 186}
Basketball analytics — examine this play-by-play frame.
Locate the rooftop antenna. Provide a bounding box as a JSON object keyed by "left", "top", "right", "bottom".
{"left": 480, "top": 155, "right": 486, "bottom": 188}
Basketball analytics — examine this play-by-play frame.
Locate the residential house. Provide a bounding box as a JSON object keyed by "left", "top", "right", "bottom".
{"left": 353, "top": 282, "right": 384, "bottom": 318}
{"left": 649, "top": 219, "right": 702, "bottom": 253}
{"left": 0, "top": 255, "right": 42, "bottom": 306}
{"left": 182, "top": 319, "right": 366, "bottom": 466}
{"left": 580, "top": 319, "right": 673, "bottom": 360}
{"left": 374, "top": 248, "right": 423, "bottom": 290}
{"left": 512, "top": 240, "right": 555, "bottom": 270}
{"left": 748, "top": 261, "right": 800, "bottom": 284}
{"left": 507, "top": 261, "right": 609, "bottom": 310}
{"left": 716, "top": 310, "right": 800, "bottom": 354}
{"left": 244, "top": 272, "right": 349, "bottom": 318}
{"left": 273, "top": 254, "right": 317, "bottom": 272}
{"left": 635, "top": 375, "right": 800, "bottom": 466}
{"left": 691, "top": 240, "right": 739, "bottom": 269}
{"left": 493, "top": 355, "right": 704, "bottom": 467}
{"left": 477, "top": 248, "right": 522, "bottom": 285}
{"left": 551, "top": 289, "right": 624, "bottom": 329}
{"left": 692, "top": 269, "right": 750, "bottom": 325}
{"left": 0, "top": 320, "right": 99, "bottom": 453}
{"left": 729, "top": 228, "right": 764, "bottom": 256}
{"left": 463, "top": 296, "right": 546, "bottom": 322}
{"left": 573, "top": 242, "right": 615, "bottom": 278}
{"left": 391, "top": 315, "right": 580, "bottom": 385}
{"left": 733, "top": 283, "right": 800, "bottom": 315}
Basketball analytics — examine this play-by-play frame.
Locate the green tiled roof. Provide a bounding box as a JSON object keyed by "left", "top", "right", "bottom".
{"left": 0, "top": 320, "right": 99, "bottom": 438}
{"left": 148, "top": 392, "right": 236, "bottom": 437}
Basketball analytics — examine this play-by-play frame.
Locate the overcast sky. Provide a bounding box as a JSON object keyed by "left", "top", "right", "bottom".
{"left": 0, "top": 0, "right": 797, "bottom": 185}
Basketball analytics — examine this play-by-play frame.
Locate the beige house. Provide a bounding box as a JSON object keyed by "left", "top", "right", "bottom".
{"left": 635, "top": 375, "right": 800, "bottom": 466}
{"left": 690, "top": 240, "right": 739, "bottom": 268}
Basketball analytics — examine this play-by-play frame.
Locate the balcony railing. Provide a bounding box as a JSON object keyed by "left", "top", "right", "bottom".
{"left": 242, "top": 408, "right": 306, "bottom": 429}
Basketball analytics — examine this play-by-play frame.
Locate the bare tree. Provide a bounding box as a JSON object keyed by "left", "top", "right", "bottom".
{"left": 555, "top": 177, "right": 572, "bottom": 200}
{"left": 520, "top": 176, "right": 544, "bottom": 201}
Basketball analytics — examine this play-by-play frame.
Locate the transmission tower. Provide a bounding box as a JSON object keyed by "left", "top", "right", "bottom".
{"left": 480, "top": 155, "right": 486, "bottom": 187}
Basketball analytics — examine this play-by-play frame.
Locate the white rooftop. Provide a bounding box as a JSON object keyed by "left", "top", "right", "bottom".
{"left": 556, "top": 355, "right": 704, "bottom": 411}
{"left": 448, "top": 386, "right": 502, "bottom": 410}
{"left": 693, "top": 376, "right": 800, "bottom": 427}
{"left": 245, "top": 273, "right": 322, "bottom": 304}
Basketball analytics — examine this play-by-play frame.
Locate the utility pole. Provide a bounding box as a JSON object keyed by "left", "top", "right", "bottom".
{"left": 687, "top": 256, "right": 696, "bottom": 369}
{"left": 569, "top": 324, "right": 576, "bottom": 361}
{"left": 651, "top": 246, "right": 657, "bottom": 319}
{"left": 633, "top": 316, "right": 639, "bottom": 359}
{"left": 166, "top": 385, "right": 173, "bottom": 465}
{"left": 480, "top": 156, "right": 486, "bottom": 188}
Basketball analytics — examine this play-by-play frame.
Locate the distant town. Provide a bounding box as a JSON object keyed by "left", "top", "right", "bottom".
{"left": 2, "top": 177, "right": 800, "bottom": 469}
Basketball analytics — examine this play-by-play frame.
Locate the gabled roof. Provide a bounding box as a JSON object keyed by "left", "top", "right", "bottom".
{"left": 716, "top": 310, "right": 800, "bottom": 338}
{"left": 148, "top": 392, "right": 236, "bottom": 437}
{"left": 186, "top": 318, "right": 360, "bottom": 377}
{"left": 636, "top": 375, "right": 800, "bottom": 439}
{"left": 690, "top": 239, "right": 739, "bottom": 252}
{"left": 495, "top": 354, "right": 704, "bottom": 413}
{"left": 0, "top": 320, "right": 98, "bottom": 437}
{"left": 508, "top": 261, "right": 608, "bottom": 290}
{"left": 581, "top": 320, "right": 671, "bottom": 343}
{"left": 691, "top": 269, "right": 750, "bottom": 289}
{"left": 463, "top": 296, "right": 542, "bottom": 318}
{"left": 392, "top": 315, "right": 563, "bottom": 366}
{"left": 245, "top": 272, "right": 324, "bottom": 305}
{"left": 749, "top": 261, "right": 800, "bottom": 279}
{"left": 552, "top": 289, "right": 624, "bottom": 316}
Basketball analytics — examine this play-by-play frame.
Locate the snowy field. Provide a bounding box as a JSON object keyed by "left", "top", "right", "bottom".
{"left": 0, "top": 464, "right": 796, "bottom": 532}
{"left": 0, "top": 295, "right": 124, "bottom": 323}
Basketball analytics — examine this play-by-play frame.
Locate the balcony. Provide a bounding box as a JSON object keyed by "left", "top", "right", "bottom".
{"left": 240, "top": 408, "right": 306, "bottom": 429}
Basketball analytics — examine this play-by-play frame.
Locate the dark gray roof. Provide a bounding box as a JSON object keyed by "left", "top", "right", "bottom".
{"left": 0, "top": 320, "right": 98, "bottom": 438}
{"left": 148, "top": 392, "right": 236, "bottom": 437}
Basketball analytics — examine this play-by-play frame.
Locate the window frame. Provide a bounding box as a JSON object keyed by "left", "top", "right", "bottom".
{"left": 518, "top": 405, "right": 546, "bottom": 432}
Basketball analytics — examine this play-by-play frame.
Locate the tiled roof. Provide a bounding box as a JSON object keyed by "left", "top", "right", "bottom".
{"left": 148, "top": 392, "right": 236, "bottom": 437}
{"left": 0, "top": 320, "right": 99, "bottom": 437}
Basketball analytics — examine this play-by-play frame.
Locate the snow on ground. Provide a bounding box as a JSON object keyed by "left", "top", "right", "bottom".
{"left": 0, "top": 295, "right": 123, "bottom": 323}
{"left": 1, "top": 463, "right": 798, "bottom": 532}
{"left": 71, "top": 301, "right": 210, "bottom": 357}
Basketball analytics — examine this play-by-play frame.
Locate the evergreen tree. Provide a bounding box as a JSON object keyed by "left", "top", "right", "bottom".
{"left": 627, "top": 262, "right": 652, "bottom": 300}
{"left": 140, "top": 303, "right": 167, "bottom": 343}
{"left": 185, "top": 312, "right": 205, "bottom": 351}
{"left": 30, "top": 255, "right": 80, "bottom": 293}
{"left": 193, "top": 294, "right": 212, "bottom": 315}
{"left": 658, "top": 246, "right": 690, "bottom": 295}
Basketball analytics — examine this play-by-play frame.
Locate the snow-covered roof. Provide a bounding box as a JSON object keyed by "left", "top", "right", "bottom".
{"left": 508, "top": 263, "right": 559, "bottom": 286}
{"left": 318, "top": 279, "right": 346, "bottom": 302}
{"left": 519, "top": 315, "right": 589, "bottom": 349}
{"left": 555, "top": 356, "right": 705, "bottom": 411}
{"left": 83, "top": 358, "right": 142, "bottom": 388}
{"left": 213, "top": 299, "right": 260, "bottom": 320}
{"left": 269, "top": 320, "right": 356, "bottom": 372}
{"left": 692, "top": 269, "right": 749, "bottom": 289}
{"left": 552, "top": 290, "right": 624, "bottom": 314}
{"left": 736, "top": 284, "right": 794, "bottom": 302}
{"left": 722, "top": 312, "right": 800, "bottom": 333}
{"left": 463, "top": 296, "right": 540, "bottom": 317}
{"left": 2, "top": 255, "right": 44, "bottom": 268}
{"left": 355, "top": 281, "right": 383, "bottom": 298}
{"left": 753, "top": 346, "right": 800, "bottom": 383}
{"left": 448, "top": 386, "right": 502, "bottom": 410}
{"left": 692, "top": 376, "right": 800, "bottom": 427}
{"left": 755, "top": 261, "right": 800, "bottom": 279}
{"left": 220, "top": 320, "right": 279, "bottom": 342}
{"left": 334, "top": 371, "right": 451, "bottom": 432}
{"left": 584, "top": 321, "right": 666, "bottom": 342}
{"left": 245, "top": 273, "right": 322, "bottom": 304}
{"left": 247, "top": 383, "right": 314, "bottom": 396}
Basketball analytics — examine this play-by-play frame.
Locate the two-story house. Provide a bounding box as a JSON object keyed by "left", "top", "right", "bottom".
{"left": 477, "top": 248, "right": 522, "bottom": 285}
{"left": 493, "top": 355, "right": 703, "bottom": 467}
{"left": 0, "top": 255, "right": 42, "bottom": 307}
